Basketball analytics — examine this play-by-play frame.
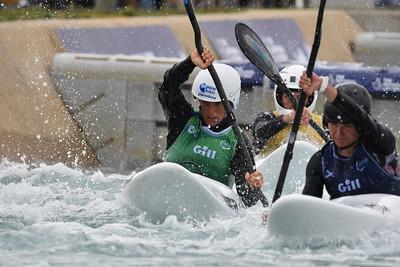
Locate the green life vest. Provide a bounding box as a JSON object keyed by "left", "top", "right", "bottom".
{"left": 164, "top": 114, "right": 237, "bottom": 185}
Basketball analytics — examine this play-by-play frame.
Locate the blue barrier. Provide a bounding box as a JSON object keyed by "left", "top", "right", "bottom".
{"left": 372, "top": 66, "right": 400, "bottom": 97}
{"left": 224, "top": 60, "right": 400, "bottom": 97}
{"left": 201, "top": 19, "right": 309, "bottom": 66}
{"left": 313, "top": 63, "right": 380, "bottom": 94}
{"left": 226, "top": 62, "right": 265, "bottom": 87}
{"left": 57, "top": 26, "right": 186, "bottom": 58}
{"left": 375, "top": 0, "right": 400, "bottom": 7}
{"left": 305, "top": 63, "right": 400, "bottom": 97}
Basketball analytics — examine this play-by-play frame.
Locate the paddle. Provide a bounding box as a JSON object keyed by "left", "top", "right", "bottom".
{"left": 234, "top": 23, "right": 329, "bottom": 142}
{"left": 183, "top": 0, "right": 269, "bottom": 208}
{"left": 235, "top": 0, "right": 327, "bottom": 203}
{"left": 271, "top": 0, "right": 327, "bottom": 202}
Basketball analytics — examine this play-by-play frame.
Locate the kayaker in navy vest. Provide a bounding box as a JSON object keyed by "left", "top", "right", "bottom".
{"left": 252, "top": 65, "right": 325, "bottom": 157}
{"left": 300, "top": 72, "right": 400, "bottom": 199}
{"left": 158, "top": 47, "right": 264, "bottom": 207}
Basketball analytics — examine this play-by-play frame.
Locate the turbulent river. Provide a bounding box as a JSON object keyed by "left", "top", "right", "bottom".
{"left": 1, "top": 160, "right": 400, "bottom": 267}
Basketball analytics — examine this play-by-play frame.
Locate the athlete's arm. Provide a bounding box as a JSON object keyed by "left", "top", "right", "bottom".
{"left": 158, "top": 56, "right": 195, "bottom": 149}
{"left": 302, "top": 151, "right": 324, "bottom": 198}
{"left": 301, "top": 73, "right": 396, "bottom": 156}
{"left": 252, "top": 112, "right": 286, "bottom": 154}
{"left": 232, "top": 133, "right": 262, "bottom": 207}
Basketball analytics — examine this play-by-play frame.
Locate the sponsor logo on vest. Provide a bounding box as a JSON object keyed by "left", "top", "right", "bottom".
{"left": 188, "top": 125, "right": 198, "bottom": 137}
{"left": 338, "top": 178, "right": 361, "bottom": 193}
{"left": 219, "top": 140, "right": 231, "bottom": 150}
{"left": 193, "top": 145, "right": 217, "bottom": 159}
{"left": 356, "top": 158, "right": 368, "bottom": 172}
{"left": 325, "top": 169, "right": 335, "bottom": 178}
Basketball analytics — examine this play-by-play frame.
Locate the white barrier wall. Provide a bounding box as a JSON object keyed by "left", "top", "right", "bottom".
{"left": 353, "top": 32, "right": 400, "bottom": 67}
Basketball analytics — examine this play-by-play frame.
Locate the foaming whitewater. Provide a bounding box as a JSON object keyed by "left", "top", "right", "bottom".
{"left": 1, "top": 160, "right": 400, "bottom": 266}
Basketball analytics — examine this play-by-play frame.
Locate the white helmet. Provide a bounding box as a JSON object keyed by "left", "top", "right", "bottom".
{"left": 192, "top": 63, "right": 241, "bottom": 109}
{"left": 273, "top": 65, "right": 318, "bottom": 114}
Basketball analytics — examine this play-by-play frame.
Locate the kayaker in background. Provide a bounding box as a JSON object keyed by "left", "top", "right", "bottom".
{"left": 251, "top": 65, "right": 325, "bottom": 156}
{"left": 158, "top": 47, "right": 264, "bottom": 207}
{"left": 300, "top": 72, "right": 400, "bottom": 199}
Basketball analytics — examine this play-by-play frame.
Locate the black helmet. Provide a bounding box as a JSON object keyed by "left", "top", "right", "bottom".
{"left": 323, "top": 83, "right": 371, "bottom": 126}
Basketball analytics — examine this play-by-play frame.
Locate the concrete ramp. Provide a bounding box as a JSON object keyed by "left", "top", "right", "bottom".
{"left": 0, "top": 22, "right": 99, "bottom": 168}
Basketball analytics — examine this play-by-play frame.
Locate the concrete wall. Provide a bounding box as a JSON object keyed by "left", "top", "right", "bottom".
{"left": 349, "top": 9, "right": 400, "bottom": 67}
{"left": 348, "top": 9, "right": 400, "bottom": 33}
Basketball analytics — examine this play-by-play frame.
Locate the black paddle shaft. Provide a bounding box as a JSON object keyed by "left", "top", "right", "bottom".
{"left": 272, "top": 0, "right": 327, "bottom": 203}
{"left": 184, "top": 0, "right": 269, "bottom": 208}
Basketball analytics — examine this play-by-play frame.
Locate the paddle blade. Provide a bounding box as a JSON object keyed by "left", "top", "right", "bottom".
{"left": 235, "top": 23, "right": 282, "bottom": 84}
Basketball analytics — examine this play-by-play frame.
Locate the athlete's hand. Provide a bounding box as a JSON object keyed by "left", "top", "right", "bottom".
{"left": 245, "top": 171, "right": 263, "bottom": 189}
{"left": 191, "top": 47, "right": 214, "bottom": 69}
{"left": 300, "top": 71, "right": 321, "bottom": 96}
{"left": 283, "top": 108, "right": 311, "bottom": 125}
{"left": 300, "top": 108, "right": 311, "bottom": 125}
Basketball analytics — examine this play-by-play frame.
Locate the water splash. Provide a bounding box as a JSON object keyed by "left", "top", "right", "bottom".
{"left": 1, "top": 160, "right": 400, "bottom": 266}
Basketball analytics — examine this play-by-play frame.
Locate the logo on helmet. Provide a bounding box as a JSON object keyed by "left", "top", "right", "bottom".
{"left": 198, "top": 83, "right": 217, "bottom": 100}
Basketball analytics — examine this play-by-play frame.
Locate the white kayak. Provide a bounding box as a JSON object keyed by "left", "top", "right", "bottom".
{"left": 267, "top": 193, "right": 400, "bottom": 239}
{"left": 256, "top": 140, "right": 319, "bottom": 200}
{"left": 122, "top": 162, "right": 240, "bottom": 223}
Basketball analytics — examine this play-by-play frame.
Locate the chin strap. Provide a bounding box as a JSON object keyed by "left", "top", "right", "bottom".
{"left": 337, "top": 139, "right": 359, "bottom": 152}
{"left": 319, "top": 76, "right": 329, "bottom": 93}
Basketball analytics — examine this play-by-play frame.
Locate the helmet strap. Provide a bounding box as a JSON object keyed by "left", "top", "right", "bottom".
{"left": 337, "top": 139, "right": 359, "bottom": 153}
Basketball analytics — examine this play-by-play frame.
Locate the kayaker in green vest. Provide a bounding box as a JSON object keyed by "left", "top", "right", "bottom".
{"left": 252, "top": 65, "right": 325, "bottom": 156}
{"left": 158, "top": 47, "right": 264, "bottom": 207}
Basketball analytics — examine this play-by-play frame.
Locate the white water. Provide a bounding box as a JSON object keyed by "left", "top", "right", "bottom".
{"left": 1, "top": 160, "right": 400, "bottom": 266}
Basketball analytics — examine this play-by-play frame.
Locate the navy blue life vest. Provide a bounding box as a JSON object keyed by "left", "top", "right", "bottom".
{"left": 322, "top": 141, "right": 400, "bottom": 199}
